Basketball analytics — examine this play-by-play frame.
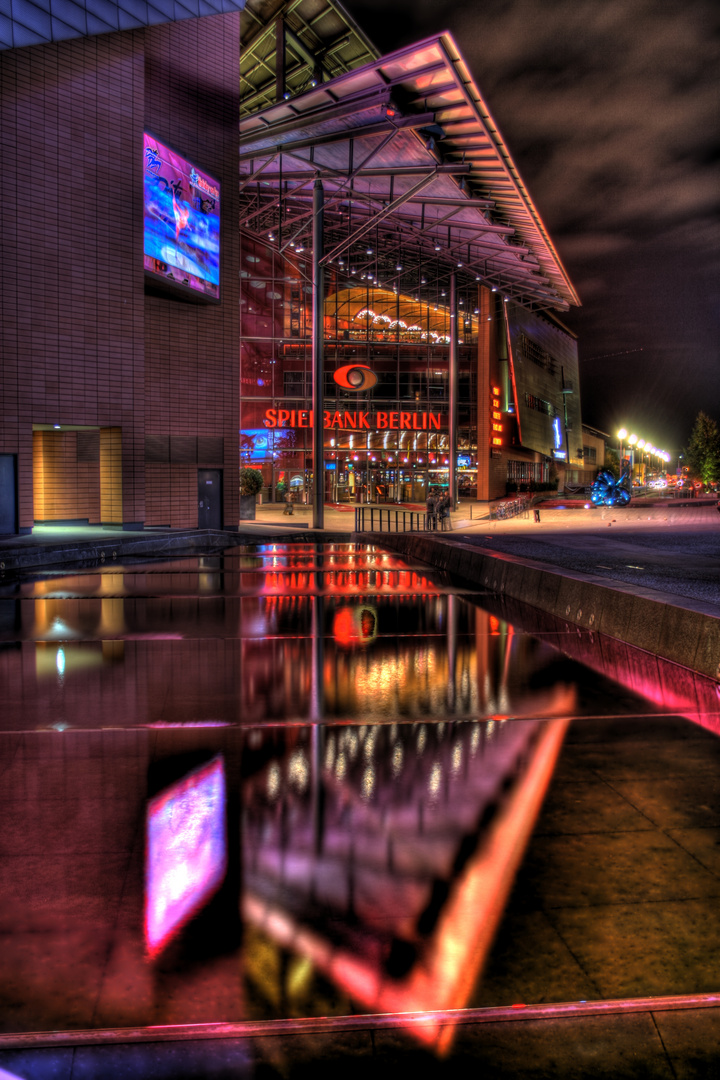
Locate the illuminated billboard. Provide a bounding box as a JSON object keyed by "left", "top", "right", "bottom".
{"left": 145, "top": 755, "right": 227, "bottom": 957}
{"left": 143, "top": 133, "right": 220, "bottom": 301}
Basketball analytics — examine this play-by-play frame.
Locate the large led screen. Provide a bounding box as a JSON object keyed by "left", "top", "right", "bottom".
{"left": 145, "top": 754, "right": 227, "bottom": 957}
{"left": 143, "top": 133, "right": 220, "bottom": 300}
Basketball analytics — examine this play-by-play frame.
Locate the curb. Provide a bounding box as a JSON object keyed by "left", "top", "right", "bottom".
{"left": 358, "top": 532, "right": 720, "bottom": 682}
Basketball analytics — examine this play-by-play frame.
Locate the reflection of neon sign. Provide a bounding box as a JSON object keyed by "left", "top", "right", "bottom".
{"left": 332, "top": 605, "right": 378, "bottom": 647}
{"left": 145, "top": 755, "right": 227, "bottom": 958}
{"left": 553, "top": 416, "right": 562, "bottom": 450}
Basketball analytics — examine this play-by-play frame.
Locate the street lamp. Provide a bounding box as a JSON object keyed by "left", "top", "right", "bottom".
{"left": 617, "top": 428, "right": 628, "bottom": 472}
{"left": 627, "top": 433, "right": 637, "bottom": 473}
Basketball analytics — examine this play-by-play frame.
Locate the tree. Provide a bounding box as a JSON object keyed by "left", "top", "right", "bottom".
{"left": 604, "top": 447, "right": 620, "bottom": 479}
{"left": 686, "top": 412, "right": 720, "bottom": 487}
{"left": 239, "top": 467, "right": 263, "bottom": 496}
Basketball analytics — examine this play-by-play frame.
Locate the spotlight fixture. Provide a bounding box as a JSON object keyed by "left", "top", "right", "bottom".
{"left": 396, "top": 263, "right": 403, "bottom": 271}
{"left": 283, "top": 91, "right": 291, "bottom": 100}
{"left": 457, "top": 261, "right": 463, "bottom": 268}
{"left": 421, "top": 276, "right": 427, "bottom": 284}
{"left": 434, "top": 243, "right": 441, "bottom": 251}
{"left": 366, "top": 247, "right": 373, "bottom": 255}
{"left": 491, "top": 286, "right": 498, "bottom": 292}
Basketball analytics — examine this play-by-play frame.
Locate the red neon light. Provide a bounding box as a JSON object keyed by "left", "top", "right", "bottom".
{"left": 263, "top": 409, "right": 444, "bottom": 431}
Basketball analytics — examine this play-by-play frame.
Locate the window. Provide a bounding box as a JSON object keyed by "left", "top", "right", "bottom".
{"left": 524, "top": 393, "right": 556, "bottom": 416}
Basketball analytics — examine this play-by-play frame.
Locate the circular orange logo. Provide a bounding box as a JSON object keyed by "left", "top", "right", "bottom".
{"left": 333, "top": 364, "right": 378, "bottom": 391}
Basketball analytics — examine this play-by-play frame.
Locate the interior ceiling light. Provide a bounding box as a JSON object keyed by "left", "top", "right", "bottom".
{"left": 491, "top": 286, "right": 498, "bottom": 292}
{"left": 434, "top": 243, "right": 441, "bottom": 251}
{"left": 366, "top": 247, "right": 373, "bottom": 255}
{"left": 457, "top": 261, "right": 463, "bottom": 268}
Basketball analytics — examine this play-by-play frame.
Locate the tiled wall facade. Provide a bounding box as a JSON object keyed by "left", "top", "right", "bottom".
{"left": 143, "top": 15, "right": 240, "bottom": 529}
{"left": 32, "top": 431, "right": 101, "bottom": 522}
{"left": 0, "top": 13, "right": 240, "bottom": 532}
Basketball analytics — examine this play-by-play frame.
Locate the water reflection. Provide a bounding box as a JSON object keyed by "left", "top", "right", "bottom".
{"left": 1, "top": 543, "right": 718, "bottom": 1052}
{"left": 240, "top": 714, "right": 571, "bottom": 1049}
{"left": 0, "top": 545, "right": 575, "bottom": 731}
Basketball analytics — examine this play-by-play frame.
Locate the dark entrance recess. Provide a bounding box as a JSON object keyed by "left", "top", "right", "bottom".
{"left": 198, "top": 469, "right": 222, "bottom": 530}
{"left": 0, "top": 454, "right": 18, "bottom": 534}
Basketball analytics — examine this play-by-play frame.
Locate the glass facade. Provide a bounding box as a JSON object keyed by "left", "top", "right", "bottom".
{"left": 240, "top": 237, "right": 479, "bottom": 504}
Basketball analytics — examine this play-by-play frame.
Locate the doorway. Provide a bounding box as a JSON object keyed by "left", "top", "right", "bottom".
{"left": 0, "top": 454, "right": 18, "bottom": 534}
{"left": 198, "top": 470, "right": 223, "bottom": 530}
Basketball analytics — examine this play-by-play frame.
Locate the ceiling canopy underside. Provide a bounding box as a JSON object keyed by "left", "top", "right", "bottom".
{"left": 238, "top": 32, "right": 579, "bottom": 313}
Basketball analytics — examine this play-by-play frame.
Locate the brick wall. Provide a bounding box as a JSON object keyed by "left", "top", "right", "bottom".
{"left": 143, "top": 15, "right": 240, "bottom": 529}
{"left": 0, "top": 33, "right": 145, "bottom": 531}
{"left": 0, "top": 14, "right": 240, "bottom": 532}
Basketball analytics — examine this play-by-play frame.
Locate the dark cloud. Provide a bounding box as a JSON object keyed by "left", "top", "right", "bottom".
{"left": 345, "top": 0, "right": 720, "bottom": 450}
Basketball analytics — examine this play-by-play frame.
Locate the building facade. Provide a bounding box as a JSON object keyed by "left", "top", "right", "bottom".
{"left": 0, "top": 0, "right": 585, "bottom": 534}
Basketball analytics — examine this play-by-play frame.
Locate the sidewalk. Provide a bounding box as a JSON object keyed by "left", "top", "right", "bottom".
{"left": 1, "top": 998, "right": 718, "bottom": 1078}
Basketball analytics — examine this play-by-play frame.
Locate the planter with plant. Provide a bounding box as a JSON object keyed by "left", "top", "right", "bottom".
{"left": 240, "top": 468, "right": 263, "bottom": 521}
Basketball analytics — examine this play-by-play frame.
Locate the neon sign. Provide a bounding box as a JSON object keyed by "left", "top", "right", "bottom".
{"left": 333, "top": 364, "right": 378, "bottom": 391}
{"left": 264, "top": 409, "right": 444, "bottom": 430}
{"left": 490, "top": 385, "right": 503, "bottom": 446}
{"left": 553, "top": 416, "right": 562, "bottom": 450}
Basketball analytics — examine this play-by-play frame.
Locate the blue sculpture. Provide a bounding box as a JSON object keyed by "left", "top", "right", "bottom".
{"left": 591, "top": 467, "right": 631, "bottom": 507}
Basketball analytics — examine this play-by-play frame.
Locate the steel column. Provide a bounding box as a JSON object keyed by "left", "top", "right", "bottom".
{"left": 312, "top": 180, "right": 325, "bottom": 529}
{"left": 449, "top": 272, "right": 459, "bottom": 508}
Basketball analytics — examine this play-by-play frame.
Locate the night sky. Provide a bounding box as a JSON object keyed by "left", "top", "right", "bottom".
{"left": 345, "top": 0, "right": 720, "bottom": 456}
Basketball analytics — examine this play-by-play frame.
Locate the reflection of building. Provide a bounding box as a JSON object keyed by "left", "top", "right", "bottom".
{"left": 241, "top": 712, "right": 572, "bottom": 1050}
{"left": 1, "top": 0, "right": 588, "bottom": 534}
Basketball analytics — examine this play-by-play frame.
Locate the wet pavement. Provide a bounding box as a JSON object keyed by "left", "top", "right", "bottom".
{"left": 0, "top": 542, "right": 719, "bottom": 1077}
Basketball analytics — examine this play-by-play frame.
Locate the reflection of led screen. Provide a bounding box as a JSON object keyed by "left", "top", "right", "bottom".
{"left": 143, "top": 133, "right": 220, "bottom": 300}
{"left": 145, "top": 755, "right": 227, "bottom": 957}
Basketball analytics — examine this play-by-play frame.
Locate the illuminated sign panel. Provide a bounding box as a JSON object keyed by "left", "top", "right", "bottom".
{"left": 143, "top": 133, "right": 220, "bottom": 301}
{"left": 264, "top": 409, "right": 444, "bottom": 430}
{"left": 490, "top": 385, "right": 503, "bottom": 446}
{"left": 145, "top": 755, "right": 227, "bottom": 957}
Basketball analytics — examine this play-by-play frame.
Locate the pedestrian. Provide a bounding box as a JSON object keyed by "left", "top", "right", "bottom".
{"left": 438, "top": 492, "right": 451, "bottom": 529}
{"left": 533, "top": 506, "right": 541, "bottom": 523}
{"left": 426, "top": 491, "right": 437, "bottom": 530}
{"left": 283, "top": 489, "right": 294, "bottom": 515}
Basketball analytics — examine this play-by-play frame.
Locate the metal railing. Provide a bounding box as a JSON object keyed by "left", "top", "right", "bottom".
{"left": 489, "top": 496, "right": 530, "bottom": 521}
{"left": 354, "top": 507, "right": 453, "bottom": 532}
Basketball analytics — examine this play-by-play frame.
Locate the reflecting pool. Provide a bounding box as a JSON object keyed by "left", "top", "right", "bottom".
{"left": 1, "top": 543, "right": 719, "bottom": 1051}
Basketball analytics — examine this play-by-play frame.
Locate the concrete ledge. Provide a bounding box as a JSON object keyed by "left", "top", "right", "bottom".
{"left": 0, "top": 529, "right": 349, "bottom": 576}
{"left": 360, "top": 531, "right": 720, "bottom": 682}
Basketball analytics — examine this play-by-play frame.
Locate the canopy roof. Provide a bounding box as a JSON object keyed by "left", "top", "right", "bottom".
{"left": 239, "top": 32, "right": 579, "bottom": 313}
